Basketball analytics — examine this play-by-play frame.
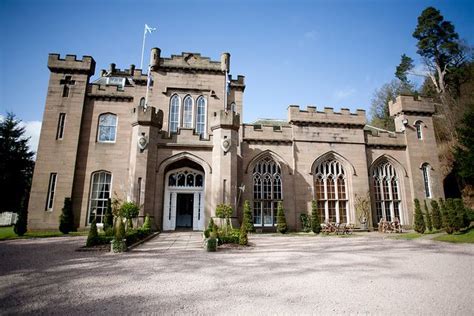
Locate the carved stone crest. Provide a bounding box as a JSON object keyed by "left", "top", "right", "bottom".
{"left": 138, "top": 135, "right": 148, "bottom": 151}
{"left": 221, "top": 138, "right": 231, "bottom": 153}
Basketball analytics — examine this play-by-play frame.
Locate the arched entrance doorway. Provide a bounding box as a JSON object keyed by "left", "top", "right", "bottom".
{"left": 163, "top": 159, "right": 205, "bottom": 231}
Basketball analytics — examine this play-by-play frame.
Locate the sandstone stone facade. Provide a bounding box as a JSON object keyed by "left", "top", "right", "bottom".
{"left": 28, "top": 48, "right": 444, "bottom": 231}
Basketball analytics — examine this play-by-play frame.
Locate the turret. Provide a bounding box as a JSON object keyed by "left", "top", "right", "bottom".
{"left": 221, "top": 52, "right": 230, "bottom": 72}
{"left": 150, "top": 47, "right": 161, "bottom": 70}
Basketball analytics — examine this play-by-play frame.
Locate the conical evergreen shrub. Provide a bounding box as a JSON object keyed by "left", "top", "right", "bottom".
{"left": 431, "top": 200, "right": 442, "bottom": 230}
{"left": 454, "top": 199, "right": 469, "bottom": 230}
{"left": 59, "top": 197, "right": 75, "bottom": 234}
{"left": 424, "top": 200, "right": 433, "bottom": 232}
{"left": 243, "top": 200, "right": 255, "bottom": 232}
{"left": 239, "top": 216, "right": 248, "bottom": 246}
{"left": 103, "top": 198, "right": 114, "bottom": 230}
{"left": 86, "top": 218, "right": 99, "bottom": 246}
{"left": 115, "top": 216, "right": 126, "bottom": 240}
{"left": 142, "top": 213, "right": 151, "bottom": 231}
{"left": 413, "top": 198, "right": 425, "bottom": 234}
{"left": 444, "top": 199, "right": 456, "bottom": 234}
{"left": 276, "top": 202, "right": 287, "bottom": 234}
{"left": 311, "top": 200, "right": 321, "bottom": 234}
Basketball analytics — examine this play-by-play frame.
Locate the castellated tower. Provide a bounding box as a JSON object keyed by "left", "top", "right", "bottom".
{"left": 28, "top": 55, "right": 95, "bottom": 229}
{"left": 389, "top": 95, "right": 444, "bottom": 204}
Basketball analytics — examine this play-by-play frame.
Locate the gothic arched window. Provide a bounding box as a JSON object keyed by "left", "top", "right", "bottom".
{"left": 422, "top": 163, "right": 432, "bottom": 198}
{"left": 169, "top": 94, "right": 180, "bottom": 133}
{"left": 97, "top": 113, "right": 117, "bottom": 142}
{"left": 139, "top": 97, "right": 145, "bottom": 107}
{"left": 252, "top": 157, "right": 282, "bottom": 227}
{"left": 314, "top": 160, "right": 348, "bottom": 223}
{"left": 89, "top": 171, "right": 112, "bottom": 224}
{"left": 183, "top": 95, "right": 193, "bottom": 128}
{"left": 196, "top": 96, "right": 206, "bottom": 136}
{"left": 372, "top": 161, "right": 401, "bottom": 222}
{"left": 415, "top": 121, "right": 423, "bottom": 140}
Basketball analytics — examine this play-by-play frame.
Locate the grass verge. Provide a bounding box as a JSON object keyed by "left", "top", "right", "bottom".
{"left": 433, "top": 228, "right": 474, "bottom": 243}
{"left": 0, "top": 226, "right": 88, "bottom": 241}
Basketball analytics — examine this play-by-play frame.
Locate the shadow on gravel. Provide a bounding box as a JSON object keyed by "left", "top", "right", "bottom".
{"left": 0, "top": 234, "right": 473, "bottom": 314}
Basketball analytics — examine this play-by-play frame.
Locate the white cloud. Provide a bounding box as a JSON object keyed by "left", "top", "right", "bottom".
{"left": 21, "top": 120, "right": 42, "bottom": 155}
{"left": 334, "top": 88, "right": 356, "bottom": 100}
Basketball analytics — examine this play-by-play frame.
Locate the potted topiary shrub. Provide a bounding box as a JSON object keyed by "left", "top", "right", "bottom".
{"left": 206, "top": 229, "right": 218, "bottom": 252}
{"left": 111, "top": 216, "right": 127, "bottom": 253}
{"left": 119, "top": 201, "right": 140, "bottom": 230}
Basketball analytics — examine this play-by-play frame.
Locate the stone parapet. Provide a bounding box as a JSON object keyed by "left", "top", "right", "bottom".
{"left": 48, "top": 54, "right": 95, "bottom": 75}
{"left": 288, "top": 105, "right": 366, "bottom": 126}
{"left": 158, "top": 128, "right": 213, "bottom": 147}
{"left": 155, "top": 52, "right": 224, "bottom": 73}
{"left": 389, "top": 95, "right": 435, "bottom": 116}
{"left": 242, "top": 124, "right": 292, "bottom": 143}
{"left": 87, "top": 84, "right": 133, "bottom": 101}
{"left": 365, "top": 130, "right": 406, "bottom": 148}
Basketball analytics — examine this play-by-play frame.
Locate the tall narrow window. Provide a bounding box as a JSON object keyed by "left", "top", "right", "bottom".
{"left": 314, "top": 159, "right": 348, "bottom": 223}
{"left": 98, "top": 113, "right": 117, "bottom": 142}
{"left": 415, "top": 121, "right": 423, "bottom": 140}
{"left": 62, "top": 85, "right": 69, "bottom": 98}
{"left": 88, "top": 171, "right": 112, "bottom": 224}
{"left": 196, "top": 96, "right": 206, "bottom": 136}
{"left": 422, "top": 163, "right": 432, "bottom": 198}
{"left": 183, "top": 95, "right": 193, "bottom": 128}
{"left": 139, "top": 97, "right": 145, "bottom": 107}
{"left": 56, "top": 113, "right": 66, "bottom": 140}
{"left": 372, "top": 161, "right": 401, "bottom": 223}
{"left": 46, "top": 173, "right": 57, "bottom": 211}
{"left": 169, "top": 95, "right": 180, "bottom": 133}
{"left": 252, "top": 157, "right": 282, "bottom": 227}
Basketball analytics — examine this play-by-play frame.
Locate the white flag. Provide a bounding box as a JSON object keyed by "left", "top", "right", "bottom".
{"left": 145, "top": 24, "right": 156, "bottom": 34}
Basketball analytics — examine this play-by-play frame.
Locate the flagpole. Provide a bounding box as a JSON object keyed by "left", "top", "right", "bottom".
{"left": 140, "top": 25, "right": 147, "bottom": 70}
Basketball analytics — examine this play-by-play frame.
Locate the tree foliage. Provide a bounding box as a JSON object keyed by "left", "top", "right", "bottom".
{"left": 454, "top": 107, "right": 474, "bottom": 184}
{"left": 0, "top": 113, "right": 35, "bottom": 213}
{"left": 369, "top": 80, "right": 414, "bottom": 131}
{"left": 103, "top": 198, "right": 114, "bottom": 230}
{"left": 413, "top": 199, "right": 426, "bottom": 233}
{"left": 86, "top": 218, "right": 99, "bottom": 247}
{"left": 239, "top": 214, "right": 248, "bottom": 246}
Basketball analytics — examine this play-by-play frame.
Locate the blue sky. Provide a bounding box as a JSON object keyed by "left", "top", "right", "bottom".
{"left": 1, "top": 0, "right": 473, "bottom": 151}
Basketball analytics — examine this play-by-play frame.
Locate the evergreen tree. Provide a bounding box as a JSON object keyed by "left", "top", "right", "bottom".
{"left": 239, "top": 215, "right": 248, "bottom": 246}
{"left": 311, "top": 200, "right": 321, "bottom": 234}
{"left": 59, "top": 197, "right": 75, "bottom": 234}
{"left": 207, "top": 217, "right": 215, "bottom": 231}
{"left": 424, "top": 200, "right": 433, "bottom": 232}
{"left": 276, "top": 202, "right": 288, "bottom": 234}
{"left": 103, "top": 198, "right": 114, "bottom": 230}
{"left": 115, "top": 216, "right": 126, "bottom": 241}
{"left": 86, "top": 218, "right": 99, "bottom": 246}
{"left": 0, "top": 113, "right": 35, "bottom": 214}
{"left": 243, "top": 200, "right": 254, "bottom": 232}
{"left": 413, "top": 199, "right": 426, "bottom": 233}
{"left": 454, "top": 199, "right": 469, "bottom": 230}
{"left": 430, "top": 200, "right": 442, "bottom": 230}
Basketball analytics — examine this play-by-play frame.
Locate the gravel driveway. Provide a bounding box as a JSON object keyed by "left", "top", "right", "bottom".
{"left": 0, "top": 232, "right": 473, "bottom": 315}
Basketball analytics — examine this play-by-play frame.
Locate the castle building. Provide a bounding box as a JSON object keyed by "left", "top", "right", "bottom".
{"left": 27, "top": 48, "right": 444, "bottom": 231}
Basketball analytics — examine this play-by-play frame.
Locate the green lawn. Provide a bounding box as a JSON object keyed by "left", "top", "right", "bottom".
{"left": 389, "top": 232, "right": 423, "bottom": 240}
{"left": 0, "top": 226, "right": 88, "bottom": 241}
{"left": 433, "top": 228, "right": 474, "bottom": 243}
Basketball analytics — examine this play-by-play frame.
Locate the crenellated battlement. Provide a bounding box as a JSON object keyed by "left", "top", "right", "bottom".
{"left": 210, "top": 110, "right": 240, "bottom": 131}
{"left": 98, "top": 63, "right": 148, "bottom": 81}
{"left": 48, "top": 53, "right": 95, "bottom": 75}
{"left": 87, "top": 84, "right": 133, "bottom": 101}
{"left": 389, "top": 95, "right": 435, "bottom": 116}
{"left": 153, "top": 51, "right": 226, "bottom": 73}
{"left": 288, "top": 105, "right": 366, "bottom": 126}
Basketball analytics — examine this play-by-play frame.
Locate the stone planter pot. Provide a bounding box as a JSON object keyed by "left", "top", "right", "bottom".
{"left": 360, "top": 222, "right": 368, "bottom": 230}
